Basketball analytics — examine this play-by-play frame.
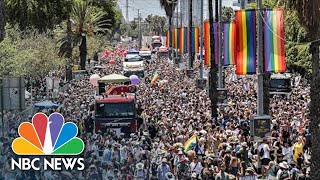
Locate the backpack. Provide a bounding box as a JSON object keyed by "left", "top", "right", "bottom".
{"left": 151, "top": 163, "right": 158, "bottom": 174}
{"left": 259, "top": 147, "right": 265, "bottom": 157}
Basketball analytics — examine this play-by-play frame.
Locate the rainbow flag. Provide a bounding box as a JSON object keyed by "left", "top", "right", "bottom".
{"left": 179, "top": 27, "right": 188, "bottom": 54}
{"left": 235, "top": 10, "right": 257, "bottom": 75}
{"left": 204, "top": 22, "right": 211, "bottom": 65}
{"left": 184, "top": 135, "right": 197, "bottom": 152}
{"left": 166, "top": 29, "right": 172, "bottom": 48}
{"left": 223, "top": 22, "right": 236, "bottom": 65}
{"left": 173, "top": 28, "right": 179, "bottom": 49}
{"left": 264, "top": 9, "right": 286, "bottom": 73}
{"left": 151, "top": 71, "right": 159, "bottom": 85}
{"left": 191, "top": 27, "right": 199, "bottom": 53}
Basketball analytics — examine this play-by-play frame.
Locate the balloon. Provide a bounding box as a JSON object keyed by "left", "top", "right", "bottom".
{"left": 109, "top": 59, "right": 115, "bottom": 65}
{"left": 89, "top": 74, "right": 100, "bottom": 87}
{"left": 129, "top": 75, "right": 140, "bottom": 85}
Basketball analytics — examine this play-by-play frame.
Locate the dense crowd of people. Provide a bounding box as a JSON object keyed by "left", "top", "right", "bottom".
{"left": 0, "top": 42, "right": 313, "bottom": 180}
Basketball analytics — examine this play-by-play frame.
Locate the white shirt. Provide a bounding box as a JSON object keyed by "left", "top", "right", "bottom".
{"left": 120, "top": 145, "right": 127, "bottom": 161}
{"left": 258, "top": 143, "right": 270, "bottom": 159}
{"left": 196, "top": 144, "right": 205, "bottom": 155}
{"left": 189, "top": 162, "right": 203, "bottom": 175}
{"left": 135, "top": 169, "right": 146, "bottom": 179}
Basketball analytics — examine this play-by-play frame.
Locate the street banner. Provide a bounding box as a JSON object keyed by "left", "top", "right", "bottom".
{"left": 264, "top": 8, "right": 286, "bottom": 73}
{"left": 235, "top": 10, "right": 257, "bottom": 75}
{"left": 223, "top": 22, "right": 236, "bottom": 65}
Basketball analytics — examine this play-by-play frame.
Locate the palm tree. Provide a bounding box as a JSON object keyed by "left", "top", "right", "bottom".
{"left": 159, "top": 0, "right": 177, "bottom": 30}
{"left": 288, "top": 1, "right": 320, "bottom": 178}
{"left": 145, "top": 14, "right": 152, "bottom": 34}
{"left": 209, "top": 0, "right": 218, "bottom": 118}
{"left": 58, "top": 0, "right": 110, "bottom": 70}
{"left": 0, "top": 0, "right": 5, "bottom": 42}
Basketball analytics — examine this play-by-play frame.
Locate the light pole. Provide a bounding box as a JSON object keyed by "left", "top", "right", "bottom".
{"left": 199, "top": 0, "right": 204, "bottom": 79}
{"left": 167, "top": 0, "right": 177, "bottom": 61}
{"left": 138, "top": 9, "right": 142, "bottom": 50}
{"left": 217, "top": 0, "right": 223, "bottom": 88}
{"left": 196, "top": 0, "right": 207, "bottom": 89}
{"left": 0, "top": 77, "right": 3, "bottom": 137}
{"left": 257, "top": 0, "right": 263, "bottom": 115}
{"left": 188, "top": 0, "right": 192, "bottom": 69}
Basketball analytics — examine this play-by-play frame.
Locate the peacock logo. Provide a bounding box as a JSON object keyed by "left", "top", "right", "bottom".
{"left": 12, "top": 113, "right": 84, "bottom": 155}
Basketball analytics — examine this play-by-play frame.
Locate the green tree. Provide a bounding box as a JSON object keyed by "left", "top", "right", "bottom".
{"left": 58, "top": 0, "right": 110, "bottom": 70}
{"left": 159, "top": 0, "right": 177, "bottom": 28}
{"left": 0, "top": 25, "right": 64, "bottom": 78}
{"left": 5, "top": 0, "right": 72, "bottom": 32}
{"left": 146, "top": 15, "right": 167, "bottom": 36}
{"left": 0, "top": 0, "right": 5, "bottom": 42}
{"left": 288, "top": 1, "right": 320, "bottom": 178}
{"left": 130, "top": 20, "right": 138, "bottom": 30}
{"left": 222, "top": 7, "right": 235, "bottom": 22}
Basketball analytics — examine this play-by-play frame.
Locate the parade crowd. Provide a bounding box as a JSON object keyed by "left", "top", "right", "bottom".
{"left": 0, "top": 43, "right": 312, "bottom": 180}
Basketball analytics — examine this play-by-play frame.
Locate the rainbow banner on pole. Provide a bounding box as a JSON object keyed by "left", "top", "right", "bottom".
{"left": 223, "top": 22, "right": 236, "bottom": 65}
{"left": 190, "top": 27, "right": 199, "bottom": 53}
{"left": 204, "top": 22, "right": 211, "bottom": 65}
{"left": 173, "top": 28, "right": 179, "bottom": 49}
{"left": 166, "top": 29, "right": 172, "bottom": 48}
{"left": 235, "top": 10, "right": 257, "bottom": 75}
{"left": 179, "top": 27, "right": 188, "bottom": 54}
{"left": 264, "top": 9, "right": 286, "bottom": 73}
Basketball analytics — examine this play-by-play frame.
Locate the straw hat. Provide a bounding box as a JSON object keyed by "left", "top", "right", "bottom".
{"left": 162, "top": 158, "right": 168, "bottom": 163}
{"left": 136, "top": 162, "right": 144, "bottom": 170}
{"left": 279, "top": 161, "right": 289, "bottom": 169}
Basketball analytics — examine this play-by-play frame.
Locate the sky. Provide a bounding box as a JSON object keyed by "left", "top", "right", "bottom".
{"left": 117, "top": 0, "right": 238, "bottom": 21}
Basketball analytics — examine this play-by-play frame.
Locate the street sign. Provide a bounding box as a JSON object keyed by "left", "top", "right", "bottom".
{"left": 217, "top": 88, "right": 227, "bottom": 103}
{"left": 250, "top": 115, "right": 271, "bottom": 141}
{"left": 186, "top": 69, "right": 194, "bottom": 78}
{"left": 0, "top": 77, "right": 25, "bottom": 111}
{"left": 196, "top": 78, "right": 207, "bottom": 89}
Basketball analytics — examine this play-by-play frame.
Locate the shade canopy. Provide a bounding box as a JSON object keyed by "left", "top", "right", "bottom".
{"left": 34, "top": 100, "right": 60, "bottom": 108}
{"left": 98, "top": 74, "right": 130, "bottom": 83}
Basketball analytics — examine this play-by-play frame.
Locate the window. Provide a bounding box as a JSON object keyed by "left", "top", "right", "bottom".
{"left": 96, "top": 102, "right": 135, "bottom": 118}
